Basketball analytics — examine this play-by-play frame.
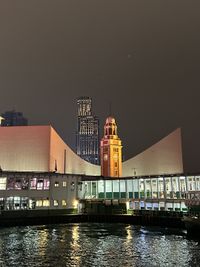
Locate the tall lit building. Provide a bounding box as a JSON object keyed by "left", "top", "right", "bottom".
{"left": 76, "top": 97, "right": 100, "bottom": 165}
{"left": 100, "top": 116, "right": 122, "bottom": 177}
{"left": 1, "top": 110, "right": 28, "bottom": 126}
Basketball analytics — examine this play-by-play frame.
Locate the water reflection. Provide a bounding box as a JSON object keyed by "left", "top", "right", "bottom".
{"left": 0, "top": 223, "right": 199, "bottom": 267}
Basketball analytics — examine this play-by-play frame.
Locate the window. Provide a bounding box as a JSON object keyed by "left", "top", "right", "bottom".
{"left": 54, "top": 200, "right": 59, "bottom": 206}
{"left": 62, "top": 200, "right": 67, "bottom": 206}
{"left": 63, "top": 181, "right": 67, "bottom": 187}
{"left": 7, "top": 177, "right": 29, "bottom": 190}
{"left": 44, "top": 179, "right": 50, "bottom": 190}
{"left": 37, "top": 179, "right": 43, "bottom": 190}
{"left": 0, "top": 177, "right": 7, "bottom": 190}
{"left": 35, "top": 199, "right": 49, "bottom": 207}
{"left": 21, "top": 178, "right": 29, "bottom": 190}
{"left": 71, "top": 181, "right": 75, "bottom": 191}
{"left": 36, "top": 200, "right": 43, "bottom": 207}
{"left": 30, "top": 178, "right": 37, "bottom": 189}
{"left": 55, "top": 181, "right": 59, "bottom": 187}
{"left": 43, "top": 200, "right": 50, "bottom": 207}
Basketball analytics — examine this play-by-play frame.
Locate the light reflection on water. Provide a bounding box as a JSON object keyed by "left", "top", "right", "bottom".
{"left": 0, "top": 223, "right": 199, "bottom": 267}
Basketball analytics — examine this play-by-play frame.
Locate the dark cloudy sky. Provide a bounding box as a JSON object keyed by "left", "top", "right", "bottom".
{"left": 0, "top": 1, "right": 200, "bottom": 172}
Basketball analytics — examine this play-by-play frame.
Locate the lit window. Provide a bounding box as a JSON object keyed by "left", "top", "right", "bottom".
{"left": 0, "top": 177, "right": 7, "bottom": 190}
{"left": 36, "top": 200, "right": 43, "bottom": 207}
{"left": 37, "top": 179, "right": 43, "bottom": 190}
{"left": 15, "top": 179, "right": 22, "bottom": 189}
{"left": 71, "top": 181, "right": 75, "bottom": 191}
{"left": 43, "top": 200, "right": 50, "bottom": 207}
{"left": 62, "top": 200, "right": 67, "bottom": 206}
{"left": 63, "top": 181, "right": 67, "bottom": 187}
{"left": 44, "top": 179, "right": 50, "bottom": 190}
{"left": 55, "top": 182, "right": 59, "bottom": 187}
{"left": 30, "top": 178, "right": 37, "bottom": 189}
{"left": 54, "top": 200, "right": 59, "bottom": 206}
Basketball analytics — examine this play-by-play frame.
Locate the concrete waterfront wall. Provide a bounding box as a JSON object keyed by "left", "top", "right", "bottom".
{"left": 0, "top": 210, "right": 185, "bottom": 229}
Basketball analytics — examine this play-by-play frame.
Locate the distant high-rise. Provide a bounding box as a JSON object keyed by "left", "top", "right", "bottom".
{"left": 76, "top": 97, "right": 100, "bottom": 165}
{"left": 1, "top": 110, "right": 28, "bottom": 126}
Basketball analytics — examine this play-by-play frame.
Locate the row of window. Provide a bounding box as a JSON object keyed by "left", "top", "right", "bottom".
{"left": 35, "top": 199, "right": 67, "bottom": 207}
{"left": 0, "top": 197, "right": 68, "bottom": 210}
{"left": 0, "top": 177, "right": 74, "bottom": 190}
{"left": 83, "top": 176, "right": 200, "bottom": 200}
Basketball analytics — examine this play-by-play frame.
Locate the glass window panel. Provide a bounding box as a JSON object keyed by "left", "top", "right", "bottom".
{"left": 187, "top": 176, "right": 195, "bottom": 191}
{"left": 158, "top": 178, "right": 164, "bottom": 198}
{"left": 172, "top": 177, "right": 179, "bottom": 198}
{"left": 37, "top": 179, "right": 43, "bottom": 190}
{"left": 21, "top": 178, "right": 29, "bottom": 190}
{"left": 85, "top": 181, "right": 91, "bottom": 198}
{"left": 7, "top": 177, "right": 15, "bottom": 190}
{"left": 55, "top": 181, "right": 59, "bottom": 187}
{"left": 195, "top": 176, "right": 200, "bottom": 190}
{"left": 127, "top": 180, "right": 133, "bottom": 193}
{"left": 0, "top": 177, "right": 7, "bottom": 190}
{"left": 44, "top": 178, "right": 50, "bottom": 190}
{"left": 62, "top": 200, "right": 67, "bottom": 206}
{"left": 140, "top": 179, "right": 145, "bottom": 198}
{"left": 113, "top": 180, "right": 120, "bottom": 199}
{"left": 113, "top": 180, "right": 119, "bottom": 192}
{"left": 120, "top": 180, "right": 125, "bottom": 192}
{"left": 54, "top": 200, "right": 59, "bottom": 206}
{"left": 105, "top": 180, "right": 112, "bottom": 199}
{"left": 36, "top": 200, "right": 43, "bottom": 207}
{"left": 120, "top": 180, "right": 126, "bottom": 198}
{"left": 152, "top": 179, "right": 158, "bottom": 198}
{"left": 98, "top": 180, "right": 105, "bottom": 199}
{"left": 43, "top": 200, "right": 50, "bottom": 207}
{"left": 145, "top": 179, "right": 151, "bottom": 198}
{"left": 15, "top": 178, "right": 22, "bottom": 189}
{"left": 30, "top": 178, "right": 37, "bottom": 190}
{"left": 92, "top": 182, "right": 97, "bottom": 198}
{"left": 133, "top": 179, "right": 139, "bottom": 191}
{"left": 165, "top": 177, "right": 171, "bottom": 199}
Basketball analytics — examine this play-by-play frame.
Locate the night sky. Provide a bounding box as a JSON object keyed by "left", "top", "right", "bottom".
{"left": 0, "top": 1, "right": 200, "bottom": 172}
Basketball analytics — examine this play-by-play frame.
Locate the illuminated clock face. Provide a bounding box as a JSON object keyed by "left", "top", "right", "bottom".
{"left": 104, "top": 154, "right": 108, "bottom": 161}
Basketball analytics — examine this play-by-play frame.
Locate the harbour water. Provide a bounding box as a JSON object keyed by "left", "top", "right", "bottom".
{"left": 0, "top": 223, "right": 199, "bottom": 267}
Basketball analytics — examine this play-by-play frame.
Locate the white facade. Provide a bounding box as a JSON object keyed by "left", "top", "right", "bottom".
{"left": 0, "top": 126, "right": 101, "bottom": 176}
{"left": 0, "top": 126, "right": 183, "bottom": 177}
{"left": 122, "top": 128, "right": 183, "bottom": 177}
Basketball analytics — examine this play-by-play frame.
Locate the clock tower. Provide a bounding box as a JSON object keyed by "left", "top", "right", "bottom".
{"left": 100, "top": 116, "right": 122, "bottom": 177}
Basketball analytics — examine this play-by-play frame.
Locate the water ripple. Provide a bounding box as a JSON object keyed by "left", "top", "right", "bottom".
{"left": 0, "top": 223, "right": 199, "bottom": 267}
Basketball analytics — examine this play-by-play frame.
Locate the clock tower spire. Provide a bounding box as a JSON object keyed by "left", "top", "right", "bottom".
{"left": 100, "top": 116, "right": 122, "bottom": 177}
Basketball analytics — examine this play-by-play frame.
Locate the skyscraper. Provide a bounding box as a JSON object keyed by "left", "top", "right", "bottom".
{"left": 1, "top": 110, "right": 28, "bottom": 126}
{"left": 76, "top": 97, "right": 100, "bottom": 165}
{"left": 100, "top": 116, "right": 122, "bottom": 177}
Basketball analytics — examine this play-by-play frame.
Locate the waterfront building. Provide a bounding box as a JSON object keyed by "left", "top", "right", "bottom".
{"left": 1, "top": 110, "right": 28, "bottom": 126}
{"left": 0, "top": 171, "right": 80, "bottom": 212}
{"left": 100, "top": 116, "right": 122, "bottom": 177}
{"left": 0, "top": 170, "right": 200, "bottom": 214}
{"left": 76, "top": 97, "right": 100, "bottom": 165}
{"left": 79, "top": 174, "right": 200, "bottom": 213}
